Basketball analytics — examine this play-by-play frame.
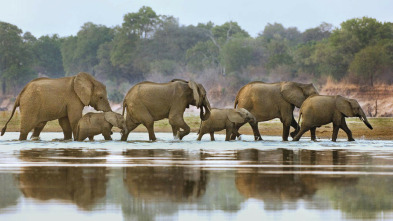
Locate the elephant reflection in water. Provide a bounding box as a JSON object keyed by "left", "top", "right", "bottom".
{"left": 18, "top": 149, "right": 109, "bottom": 210}
{"left": 235, "top": 149, "right": 358, "bottom": 206}
{"left": 123, "top": 149, "right": 207, "bottom": 202}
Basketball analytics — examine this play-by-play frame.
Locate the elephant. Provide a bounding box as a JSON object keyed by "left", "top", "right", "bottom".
{"left": 233, "top": 81, "right": 319, "bottom": 141}
{"left": 1, "top": 72, "right": 112, "bottom": 140}
{"left": 293, "top": 95, "right": 373, "bottom": 142}
{"left": 197, "top": 108, "right": 256, "bottom": 141}
{"left": 121, "top": 79, "right": 211, "bottom": 141}
{"left": 75, "top": 112, "right": 127, "bottom": 141}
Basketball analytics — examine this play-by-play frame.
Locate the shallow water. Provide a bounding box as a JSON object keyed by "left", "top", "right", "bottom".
{"left": 1, "top": 132, "right": 393, "bottom": 220}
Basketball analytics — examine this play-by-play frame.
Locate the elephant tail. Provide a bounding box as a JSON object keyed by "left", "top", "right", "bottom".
{"left": 234, "top": 93, "right": 240, "bottom": 108}
{"left": 297, "top": 110, "right": 302, "bottom": 131}
{"left": 1, "top": 95, "right": 20, "bottom": 136}
{"left": 122, "top": 100, "right": 127, "bottom": 116}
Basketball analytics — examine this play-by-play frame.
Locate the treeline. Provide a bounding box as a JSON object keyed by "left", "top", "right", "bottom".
{"left": 1, "top": 6, "right": 393, "bottom": 103}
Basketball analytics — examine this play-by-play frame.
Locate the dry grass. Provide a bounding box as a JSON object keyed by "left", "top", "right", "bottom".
{"left": 1, "top": 111, "right": 391, "bottom": 140}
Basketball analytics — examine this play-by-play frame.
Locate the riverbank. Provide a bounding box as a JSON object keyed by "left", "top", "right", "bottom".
{"left": 1, "top": 111, "right": 391, "bottom": 140}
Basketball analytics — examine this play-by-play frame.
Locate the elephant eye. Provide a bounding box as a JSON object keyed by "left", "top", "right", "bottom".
{"left": 100, "top": 96, "right": 103, "bottom": 99}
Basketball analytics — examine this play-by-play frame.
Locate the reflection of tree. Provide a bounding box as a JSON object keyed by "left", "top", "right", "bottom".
{"left": 235, "top": 149, "right": 358, "bottom": 211}
{"left": 0, "top": 173, "right": 20, "bottom": 209}
{"left": 120, "top": 149, "right": 208, "bottom": 221}
{"left": 17, "top": 148, "right": 109, "bottom": 210}
{"left": 324, "top": 176, "right": 393, "bottom": 219}
{"left": 18, "top": 167, "right": 108, "bottom": 210}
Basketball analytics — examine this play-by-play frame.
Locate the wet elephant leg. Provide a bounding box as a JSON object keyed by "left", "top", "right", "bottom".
{"left": 290, "top": 115, "right": 300, "bottom": 138}
{"left": 197, "top": 132, "right": 204, "bottom": 141}
{"left": 31, "top": 121, "right": 47, "bottom": 139}
{"left": 58, "top": 117, "right": 72, "bottom": 140}
{"left": 230, "top": 122, "right": 244, "bottom": 140}
{"left": 171, "top": 125, "right": 179, "bottom": 138}
{"left": 340, "top": 118, "right": 354, "bottom": 141}
{"left": 143, "top": 120, "right": 156, "bottom": 141}
{"left": 249, "top": 122, "right": 262, "bottom": 141}
{"left": 210, "top": 132, "right": 215, "bottom": 141}
{"left": 310, "top": 127, "right": 317, "bottom": 141}
{"left": 169, "top": 115, "right": 190, "bottom": 140}
{"left": 293, "top": 125, "right": 310, "bottom": 141}
{"left": 19, "top": 117, "right": 37, "bottom": 140}
{"left": 121, "top": 115, "right": 140, "bottom": 141}
{"left": 331, "top": 123, "right": 340, "bottom": 142}
{"left": 88, "top": 136, "right": 94, "bottom": 141}
{"left": 225, "top": 127, "right": 233, "bottom": 141}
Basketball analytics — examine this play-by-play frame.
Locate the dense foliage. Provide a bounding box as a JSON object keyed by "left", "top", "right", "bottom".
{"left": 1, "top": 6, "right": 393, "bottom": 101}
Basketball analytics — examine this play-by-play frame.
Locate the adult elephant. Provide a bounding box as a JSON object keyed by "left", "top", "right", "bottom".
{"left": 293, "top": 95, "right": 373, "bottom": 142}
{"left": 121, "top": 79, "right": 211, "bottom": 141}
{"left": 1, "top": 72, "right": 112, "bottom": 140}
{"left": 233, "top": 81, "right": 318, "bottom": 141}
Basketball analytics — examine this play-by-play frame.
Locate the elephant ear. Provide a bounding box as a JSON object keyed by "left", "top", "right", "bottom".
{"left": 228, "top": 109, "right": 246, "bottom": 124}
{"left": 188, "top": 80, "right": 201, "bottom": 107}
{"left": 104, "top": 112, "right": 120, "bottom": 127}
{"left": 335, "top": 96, "right": 355, "bottom": 117}
{"left": 74, "top": 72, "right": 93, "bottom": 106}
{"left": 280, "top": 82, "right": 306, "bottom": 108}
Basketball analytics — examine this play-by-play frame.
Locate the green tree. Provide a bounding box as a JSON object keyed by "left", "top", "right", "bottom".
{"left": 221, "top": 38, "right": 254, "bottom": 74}
{"left": 0, "top": 22, "right": 35, "bottom": 94}
{"left": 32, "top": 35, "right": 64, "bottom": 78}
{"left": 122, "top": 6, "right": 160, "bottom": 39}
{"left": 349, "top": 44, "right": 389, "bottom": 86}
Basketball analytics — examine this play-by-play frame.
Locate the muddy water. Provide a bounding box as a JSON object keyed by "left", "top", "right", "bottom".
{"left": 1, "top": 132, "right": 393, "bottom": 220}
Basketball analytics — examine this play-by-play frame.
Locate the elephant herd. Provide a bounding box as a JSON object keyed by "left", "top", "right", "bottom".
{"left": 1, "top": 72, "right": 373, "bottom": 142}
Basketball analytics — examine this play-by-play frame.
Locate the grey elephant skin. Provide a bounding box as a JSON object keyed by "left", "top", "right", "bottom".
{"left": 197, "top": 108, "right": 256, "bottom": 141}
{"left": 234, "top": 81, "right": 318, "bottom": 141}
{"left": 75, "top": 112, "right": 127, "bottom": 141}
{"left": 1, "top": 72, "right": 112, "bottom": 140}
{"left": 293, "top": 95, "right": 373, "bottom": 142}
{"left": 121, "top": 79, "right": 211, "bottom": 141}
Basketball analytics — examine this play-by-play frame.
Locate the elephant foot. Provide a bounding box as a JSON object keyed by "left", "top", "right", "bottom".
{"left": 290, "top": 131, "right": 298, "bottom": 138}
{"left": 348, "top": 138, "right": 355, "bottom": 141}
{"left": 255, "top": 136, "right": 263, "bottom": 141}
{"left": 173, "top": 134, "right": 180, "bottom": 140}
{"left": 31, "top": 136, "right": 40, "bottom": 141}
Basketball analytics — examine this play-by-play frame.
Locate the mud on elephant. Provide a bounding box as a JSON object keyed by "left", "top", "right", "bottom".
{"left": 293, "top": 95, "right": 373, "bottom": 142}
{"left": 121, "top": 79, "right": 211, "bottom": 141}
{"left": 233, "top": 81, "right": 318, "bottom": 141}
{"left": 1, "top": 72, "right": 112, "bottom": 140}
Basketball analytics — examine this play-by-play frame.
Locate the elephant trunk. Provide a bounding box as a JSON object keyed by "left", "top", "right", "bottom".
{"left": 200, "top": 99, "right": 211, "bottom": 121}
{"left": 359, "top": 110, "right": 373, "bottom": 130}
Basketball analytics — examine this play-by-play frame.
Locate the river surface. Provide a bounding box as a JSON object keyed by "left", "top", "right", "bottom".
{"left": 1, "top": 132, "right": 393, "bottom": 220}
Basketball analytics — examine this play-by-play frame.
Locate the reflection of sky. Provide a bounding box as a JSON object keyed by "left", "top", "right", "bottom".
{"left": 1, "top": 199, "right": 391, "bottom": 220}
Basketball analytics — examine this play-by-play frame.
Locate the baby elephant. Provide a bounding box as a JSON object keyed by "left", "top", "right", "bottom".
{"left": 293, "top": 95, "right": 373, "bottom": 142}
{"left": 197, "top": 108, "right": 256, "bottom": 141}
{"left": 75, "top": 112, "right": 127, "bottom": 141}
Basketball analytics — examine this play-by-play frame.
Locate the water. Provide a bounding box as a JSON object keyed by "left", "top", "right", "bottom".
{"left": 1, "top": 132, "right": 393, "bottom": 220}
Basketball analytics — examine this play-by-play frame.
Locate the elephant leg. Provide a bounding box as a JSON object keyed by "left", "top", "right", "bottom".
{"left": 19, "top": 117, "right": 37, "bottom": 140}
{"left": 197, "top": 131, "right": 204, "bottom": 141}
{"left": 121, "top": 116, "right": 140, "bottom": 141}
{"left": 249, "top": 122, "right": 262, "bottom": 141}
{"left": 67, "top": 111, "right": 82, "bottom": 140}
{"left": 143, "top": 121, "right": 156, "bottom": 141}
{"left": 169, "top": 116, "right": 190, "bottom": 140}
{"left": 225, "top": 127, "right": 233, "bottom": 141}
{"left": 210, "top": 132, "right": 215, "bottom": 141}
{"left": 293, "top": 125, "right": 310, "bottom": 141}
{"left": 230, "top": 123, "right": 244, "bottom": 140}
{"left": 290, "top": 116, "right": 300, "bottom": 138}
{"left": 332, "top": 124, "right": 340, "bottom": 142}
{"left": 31, "top": 121, "right": 47, "bottom": 139}
{"left": 171, "top": 125, "right": 179, "bottom": 138}
{"left": 103, "top": 129, "right": 113, "bottom": 140}
{"left": 310, "top": 127, "right": 317, "bottom": 141}
{"left": 340, "top": 118, "right": 354, "bottom": 141}
{"left": 58, "top": 117, "right": 73, "bottom": 140}
{"left": 88, "top": 136, "right": 94, "bottom": 141}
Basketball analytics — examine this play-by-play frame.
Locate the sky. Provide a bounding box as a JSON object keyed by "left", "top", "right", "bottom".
{"left": 1, "top": 0, "right": 393, "bottom": 38}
